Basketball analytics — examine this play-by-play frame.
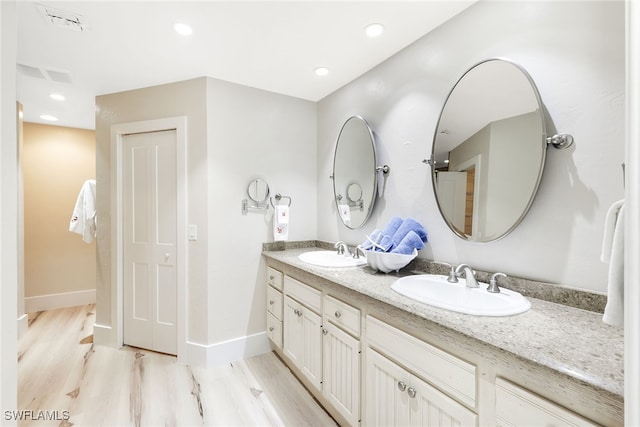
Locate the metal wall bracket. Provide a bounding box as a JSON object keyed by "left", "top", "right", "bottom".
{"left": 375, "top": 165, "right": 390, "bottom": 174}
{"left": 546, "top": 133, "right": 574, "bottom": 149}
{"left": 422, "top": 157, "right": 434, "bottom": 166}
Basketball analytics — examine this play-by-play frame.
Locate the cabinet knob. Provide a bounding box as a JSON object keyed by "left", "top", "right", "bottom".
{"left": 322, "top": 329, "right": 328, "bottom": 335}
{"left": 407, "top": 387, "right": 417, "bottom": 399}
{"left": 269, "top": 275, "right": 275, "bottom": 280}
{"left": 269, "top": 327, "right": 274, "bottom": 332}
{"left": 334, "top": 311, "right": 342, "bottom": 319}
{"left": 397, "top": 381, "right": 407, "bottom": 392}
{"left": 269, "top": 300, "right": 275, "bottom": 305}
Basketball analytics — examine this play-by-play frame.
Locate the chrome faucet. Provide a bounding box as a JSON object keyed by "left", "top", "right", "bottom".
{"left": 441, "top": 262, "right": 458, "bottom": 283}
{"left": 352, "top": 246, "right": 366, "bottom": 259}
{"left": 334, "top": 241, "right": 351, "bottom": 256}
{"left": 455, "top": 264, "right": 479, "bottom": 288}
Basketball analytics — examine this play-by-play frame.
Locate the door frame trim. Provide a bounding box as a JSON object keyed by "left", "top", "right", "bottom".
{"left": 110, "top": 116, "right": 187, "bottom": 361}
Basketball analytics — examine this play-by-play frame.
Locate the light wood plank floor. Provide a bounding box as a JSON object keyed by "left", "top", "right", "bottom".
{"left": 18, "top": 305, "right": 337, "bottom": 427}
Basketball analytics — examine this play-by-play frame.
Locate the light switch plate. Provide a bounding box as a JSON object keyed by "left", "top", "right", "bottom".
{"left": 188, "top": 224, "right": 198, "bottom": 241}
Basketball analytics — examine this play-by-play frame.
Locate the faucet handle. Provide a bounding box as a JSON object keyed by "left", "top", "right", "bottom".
{"left": 334, "top": 241, "right": 346, "bottom": 255}
{"left": 440, "top": 262, "right": 458, "bottom": 283}
{"left": 488, "top": 272, "right": 507, "bottom": 293}
{"left": 353, "top": 246, "right": 366, "bottom": 259}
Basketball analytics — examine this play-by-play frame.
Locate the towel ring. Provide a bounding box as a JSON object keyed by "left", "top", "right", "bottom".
{"left": 270, "top": 193, "right": 292, "bottom": 209}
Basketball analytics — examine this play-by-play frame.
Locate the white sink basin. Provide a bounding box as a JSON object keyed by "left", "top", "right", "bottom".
{"left": 298, "top": 250, "right": 367, "bottom": 268}
{"left": 391, "top": 274, "right": 531, "bottom": 316}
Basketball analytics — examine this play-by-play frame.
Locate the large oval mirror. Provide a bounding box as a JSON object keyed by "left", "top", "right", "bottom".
{"left": 333, "top": 116, "right": 378, "bottom": 229}
{"left": 432, "top": 59, "right": 547, "bottom": 242}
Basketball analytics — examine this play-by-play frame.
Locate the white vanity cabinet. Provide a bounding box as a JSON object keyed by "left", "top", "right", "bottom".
{"left": 266, "top": 267, "right": 283, "bottom": 348}
{"left": 495, "top": 378, "right": 599, "bottom": 427}
{"left": 283, "top": 276, "right": 323, "bottom": 390}
{"left": 322, "top": 295, "right": 361, "bottom": 426}
{"left": 365, "top": 316, "right": 477, "bottom": 427}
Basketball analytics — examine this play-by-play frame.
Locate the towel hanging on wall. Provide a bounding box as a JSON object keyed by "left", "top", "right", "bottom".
{"left": 273, "top": 205, "right": 289, "bottom": 241}
{"left": 69, "top": 179, "right": 97, "bottom": 244}
{"left": 601, "top": 199, "right": 624, "bottom": 327}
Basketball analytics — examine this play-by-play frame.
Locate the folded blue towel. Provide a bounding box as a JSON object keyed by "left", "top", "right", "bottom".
{"left": 360, "top": 229, "right": 381, "bottom": 250}
{"left": 391, "top": 218, "right": 428, "bottom": 249}
{"left": 391, "top": 230, "right": 425, "bottom": 254}
{"left": 374, "top": 234, "right": 394, "bottom": 252}
{"left": 382, "top": 217, "right": 403, "bottom": 238}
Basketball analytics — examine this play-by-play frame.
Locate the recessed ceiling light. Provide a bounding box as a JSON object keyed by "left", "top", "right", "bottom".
{"left": 173, "top": 22, "right": 193, "bottom": 36}
{"left": 364, "top": 23, "right": 385, "bottom": 38}
{"left": 49, "top": 93, "right": 65, "bottom": 101}
{"left": 314, "top": 67, "right": 329, "bottom": 77}
{"left": 40, "top": 115, "right": 58, "bottom": 122}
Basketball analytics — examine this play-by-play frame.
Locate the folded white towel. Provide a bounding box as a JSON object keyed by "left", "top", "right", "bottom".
{"left": 601, "top": 200, "right": 624, "bottom": 327}
{"left": 273, "top": 205, "right": 289, "bottom": 241}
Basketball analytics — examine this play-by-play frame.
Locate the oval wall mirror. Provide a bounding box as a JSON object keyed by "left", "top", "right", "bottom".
{"left": 333, "top": 116, "right": 378, "bottom": 229}
{"left": 431, "top": 59, "right": 547, "bottom": 242}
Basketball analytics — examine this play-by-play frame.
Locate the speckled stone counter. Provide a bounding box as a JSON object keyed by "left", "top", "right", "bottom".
{"left": 263, "top": 246, "right": 624, "bottom": 404}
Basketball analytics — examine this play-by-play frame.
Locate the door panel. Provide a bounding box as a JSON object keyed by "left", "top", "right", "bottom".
{"left": 123, "top": 130, "right": 177, "bottom": 355}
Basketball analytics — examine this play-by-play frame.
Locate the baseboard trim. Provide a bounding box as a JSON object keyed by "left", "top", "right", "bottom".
{"left": 185, "top": 332, "right": 271, "bottom": 368}
{"left": 17, "top": 313, "right": 28, "bottom": 338}
{"left": 93, "top": 323, "right": 114, "bottom": 347}
{"left": 24, "top": 289, "right": 96, "bottom": 313}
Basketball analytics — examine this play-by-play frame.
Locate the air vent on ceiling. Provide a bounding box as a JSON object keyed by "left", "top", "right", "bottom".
{"left": 36, "top": 4, "right": 85, "bottom": 32}
{"left": 17, "top": 64, "right": 46, "bottom": 80}
{"left": 17, "top": 63, "right": 73, "bottom": 84}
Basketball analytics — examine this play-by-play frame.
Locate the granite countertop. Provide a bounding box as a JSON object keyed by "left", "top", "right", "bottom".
{"left": 263, "top": 247, "right": 624, "bottom": 398}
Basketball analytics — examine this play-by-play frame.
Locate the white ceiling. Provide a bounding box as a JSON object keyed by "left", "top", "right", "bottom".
{"left": 16, "top": 1, "right": 476, "bottom": 130}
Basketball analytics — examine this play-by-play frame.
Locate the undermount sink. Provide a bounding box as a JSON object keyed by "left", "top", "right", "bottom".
{"left": 391, "top": 274, "right": 531, "bottom": 316}
{"left": 298, "top": 250, "right": 367, "bottom": 268}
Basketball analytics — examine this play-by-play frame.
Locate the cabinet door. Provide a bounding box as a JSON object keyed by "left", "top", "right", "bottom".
{"left": 283, "top": 296, "right": 322, "bottom": 391}
{"left": 409, "top": 374, "right": 477, "bottom": 427}
{"left": 283, "top": 296, "right": 304, "bottom": 367}
{"left": 323, "top": 322, "right": 360, "bottom": 426}
{"left": 365, "top": 348, "right": 411, "bottom": 427}
{"left": 300, "top": 306, "right": 323, "bottom": 390}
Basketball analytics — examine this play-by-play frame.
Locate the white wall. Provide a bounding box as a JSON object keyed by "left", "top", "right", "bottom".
{"left": 96, "top": 76, "right": 316, "bottom": 366}
{"left": 0, "top": 0, "right": 18, "bottom": 417}
{"left": 205, "top": 77, "right": 317, "bottom": 350}
{"left": 317, "top": 1, "right": 625, "bottom": 294}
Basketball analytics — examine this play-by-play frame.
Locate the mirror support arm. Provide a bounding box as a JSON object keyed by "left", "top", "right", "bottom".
{"left": 546, "top": 133, "right": 574, "bottom": 149}
{"left": 376, "top": 165, "right": 391, "bottom": 174}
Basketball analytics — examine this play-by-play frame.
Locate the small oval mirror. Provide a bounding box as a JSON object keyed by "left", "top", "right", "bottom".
{"left": 247, "top": 178, "right": 270, "bottom": 203}
{"left": 333, "top": 116, "right": 378, "bottom": 229}
{"left": 432, "top": 59, "right": 547, "bottom": 242}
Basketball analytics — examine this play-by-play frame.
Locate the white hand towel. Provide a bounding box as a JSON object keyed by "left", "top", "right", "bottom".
{"left": 601, "top": 199, "right": 624, "bottom": 263}
{"left": 602, "top": 201, "right": 624, "bottom": 327}
{"left": 273, "top": 205, "right": 289, "bottom": 241}
{"left": 338, "top": 204, "right": 351, "bottom": 225}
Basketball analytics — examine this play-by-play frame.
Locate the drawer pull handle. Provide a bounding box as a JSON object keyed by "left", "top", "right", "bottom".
{"left": 322, "top": 329, "right": 328, "bottom": 335}
{"left": 269, "top": 275, "right": 275, "bottom": 280}
{"left": 397, "top": 381, "right": 407, "bottom": 392}
{"left": 269, "top": 327, "right": 274, "bottom": 332}
{"left": 407, "top": 387, "right": 417, "bottom": 398}
{"left": 269, "top": 300, "right": 275, "bottom": 305}
{"left": 334, "top": 311, "right": 342, "bottom": 319}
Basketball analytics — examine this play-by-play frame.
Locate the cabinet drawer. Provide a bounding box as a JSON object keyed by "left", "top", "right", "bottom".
{"left": 267, "top": 285, "right": 283, "bottom": 320}
{"left": 284, "top": 276, "right": 321, "bottom": 313}
{"left": 267, "top": 267, "right": 283, "bottom": 291}
{"left": 366, "top": 316, "right": 476, "bottom": 408}
{"left": 324, "top": 295, "right": 361, "bottom": 338}
{"left": 267, "top": 311, "right": 282, "bottom": 348}
{"left": 496, "top": 378, "right": 597, "bottom": 427}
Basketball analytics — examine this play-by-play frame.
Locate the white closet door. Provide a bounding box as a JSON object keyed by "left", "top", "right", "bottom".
{"left": 123, "top": 130, "right": 177, "bottom": 355}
